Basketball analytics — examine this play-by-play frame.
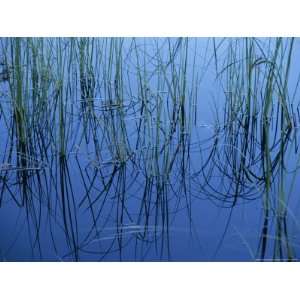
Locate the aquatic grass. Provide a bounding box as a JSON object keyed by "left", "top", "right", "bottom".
{"left": 1, "top": 37, "right": 300, "bottom": 261}
{"left": 210, "top": 37, "right": 299, "bottom": 260}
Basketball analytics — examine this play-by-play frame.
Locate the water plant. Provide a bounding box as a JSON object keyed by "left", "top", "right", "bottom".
{"left": 0, "top": 37, "right": 299, "bottom": 261}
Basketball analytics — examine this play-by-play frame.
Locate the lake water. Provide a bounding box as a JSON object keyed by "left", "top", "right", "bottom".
{"left": 0, "top": 37, "right": 300, "bottom": 261}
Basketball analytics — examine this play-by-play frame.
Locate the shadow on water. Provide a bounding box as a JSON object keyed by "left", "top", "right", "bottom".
{"left": 1, "top": 37, "right": 300, "bottom": 261}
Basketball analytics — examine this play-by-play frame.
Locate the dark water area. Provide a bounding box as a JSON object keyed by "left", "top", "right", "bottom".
{"left": 1, "top": 37, "right": 300, "bottom": 261}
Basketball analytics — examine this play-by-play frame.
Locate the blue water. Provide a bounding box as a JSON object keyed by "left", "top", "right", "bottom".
{"left": 0, "top": 37, "right": 300, "bottom": 261}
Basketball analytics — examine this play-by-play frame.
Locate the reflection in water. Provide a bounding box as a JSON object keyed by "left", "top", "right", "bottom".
{"left": 0, "top": 37, "right": 300, "bottom": 261}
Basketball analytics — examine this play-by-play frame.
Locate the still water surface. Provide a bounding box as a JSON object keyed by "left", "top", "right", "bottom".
{"left": 0, "top": 37, "right": 300, "bottom": 261}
